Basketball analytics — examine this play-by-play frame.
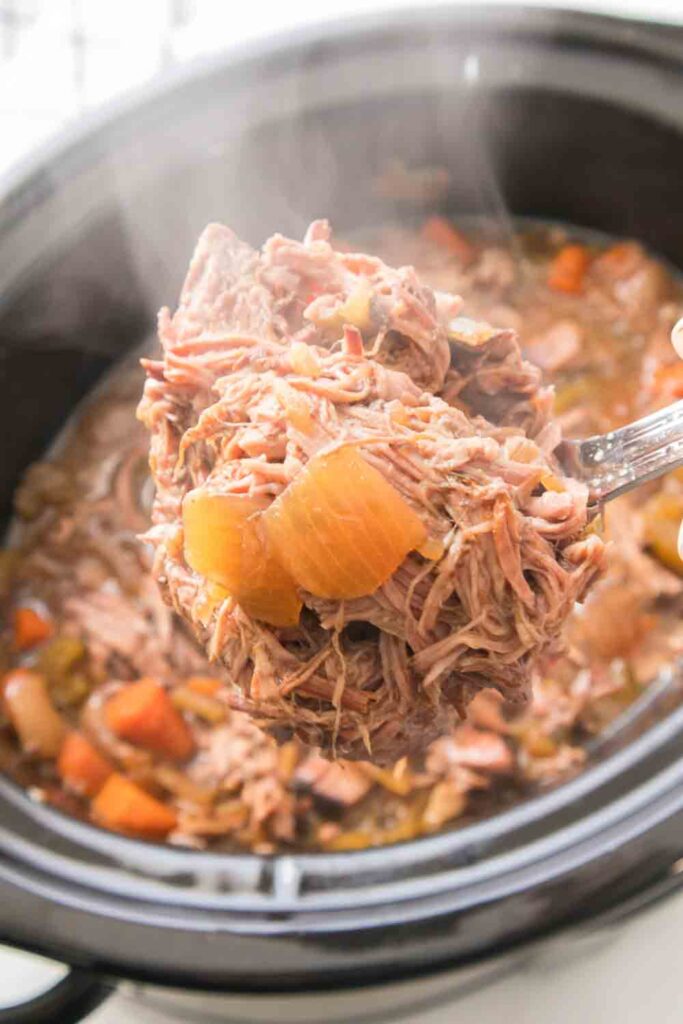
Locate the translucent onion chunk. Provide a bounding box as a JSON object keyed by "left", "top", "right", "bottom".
{"left": 183, "top": 490, "right": 301, "bottom": 627}
{"left": 264, "top": 446, "right": 427, "bottom": 599}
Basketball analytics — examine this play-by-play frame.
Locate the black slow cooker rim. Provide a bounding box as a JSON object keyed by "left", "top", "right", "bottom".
{"left": 1, "top": 685, "right": 683, "bottom": 898}
{"left": 1, "top": 4, "right": 683, "bottom": 986}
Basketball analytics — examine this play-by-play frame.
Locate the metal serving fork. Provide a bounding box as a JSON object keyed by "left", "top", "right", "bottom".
{"left": 449, "top": 315, "right": 683, "bottom": 514}
{"left": 557, "top": 399, "right": 683, "bottom": 515}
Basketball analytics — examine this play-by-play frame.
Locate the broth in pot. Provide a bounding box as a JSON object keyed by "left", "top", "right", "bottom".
{"left": 1, "top": 218, "right": 683, "bottom": 852}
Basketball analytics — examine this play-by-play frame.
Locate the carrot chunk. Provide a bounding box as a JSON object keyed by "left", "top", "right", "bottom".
{"left": 421, "top": 216, "right": 475, "bottom": 265}
{"left": 12, "top": 607, "right": 53, "bottom": 650}
{"left": 186, "top": 676, "right": 222, "bottom": 696}
{"left": 57, "top": 731, "right": 113, "bottom": 797}
{"left": 264, "top": 445, "right": 427, "bottom": 599}
{"left": 592, "top": 241, "right": 642, "bottom": 281}
{"left": 547, "top": 244, "right": 590, "bottom": 294}
{"left": 651, "top": 361, "right": 683, "bottom": 401}
{"left": 183, "top": 489, "right": 301, "bottom": 627}
{"left": 92, "top": 774, "right": 177, "bottom": 837}
{"left": 105, "top": 679, "right": 195, "bottom": 761}
{"left": 3, "top": 669, "right": 66, "bottom": 757}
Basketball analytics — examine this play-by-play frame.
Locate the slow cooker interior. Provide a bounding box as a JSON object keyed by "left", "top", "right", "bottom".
{"left": 0, "top": 79, "right": 679, "bottom": 847}
{"left": 4, "top": 86, "right": 683, "bottom": 527}
{"left": 1, "top": 8, "right": 683, "bottom": 986}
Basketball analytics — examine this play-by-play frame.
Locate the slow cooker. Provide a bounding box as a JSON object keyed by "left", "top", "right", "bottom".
{"left": 2, "top": 5, "right": 683, "bottom": 1021}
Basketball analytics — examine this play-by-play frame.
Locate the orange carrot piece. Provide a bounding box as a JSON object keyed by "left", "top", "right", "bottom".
{"left": 592, "top": 241, "right": 642, "bottom": 281}
{"left": 186, "top": 676, "right": 222, "bottom": 696}
{"left": 105, "top": 679, "right": 195, "bottom": 761}
{"left": 92, "top": 773, "right": 177, "bottom": 837}
{"left": 547, "top": 244, "right": 590, "bottom": 294}
{"left": 264, "top": 446, "right": 427, "bottom": 599}
{"left": 421, "top": 216, "right": 475, "bottom": 265}
{"left": 340, "top": 253, "right": 380, "bottom": 276}
{"left": 12, "top": 607, "right": 53, "bottom": 650}
{"left": 652, "top": 361, "right": 683, "bottom": 400}
{"left": 57, "top": 731, "right": 113, "bottom": 797}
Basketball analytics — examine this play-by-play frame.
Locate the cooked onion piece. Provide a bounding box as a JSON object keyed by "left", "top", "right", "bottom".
{"left": 3, "top": 669, "right": 67, "bottom": 757}
{"left": 137, "top": 220, "right": 606, "bottom": 762}
{"left": 264, "top": 445, "right": 427, "bottom": 600}
{"left": 183, "top": 489, "right": 301, "bottom": 627}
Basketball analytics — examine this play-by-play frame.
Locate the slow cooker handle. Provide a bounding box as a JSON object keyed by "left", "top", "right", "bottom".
{"left": 0, "top": 968, "right": 113, "bottom": 1024}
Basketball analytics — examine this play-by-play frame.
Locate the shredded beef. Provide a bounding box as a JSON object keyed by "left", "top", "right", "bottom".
{"left": 139, "top": 221, "right": 605, "bottom": 763}
{"left": 4, "top": 217, "right": 683, "bottom": 850}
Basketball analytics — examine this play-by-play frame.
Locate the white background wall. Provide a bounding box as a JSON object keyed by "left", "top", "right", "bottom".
{"left": 1, "top": 0, "right": 683, "bottom": 175}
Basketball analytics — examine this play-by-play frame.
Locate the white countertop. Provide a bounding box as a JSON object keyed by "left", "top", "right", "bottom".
{"left": 1, "top": 1, "right": 683, "bottom": 1020}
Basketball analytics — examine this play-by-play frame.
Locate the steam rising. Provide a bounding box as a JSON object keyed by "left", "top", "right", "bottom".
{"left": 102, "top": 28, "right": 537, "bottom": 333}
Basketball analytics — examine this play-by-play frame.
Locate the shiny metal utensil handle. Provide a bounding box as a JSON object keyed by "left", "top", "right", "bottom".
{"left": 559, "top": 399, "right": 683, "bottom": 506}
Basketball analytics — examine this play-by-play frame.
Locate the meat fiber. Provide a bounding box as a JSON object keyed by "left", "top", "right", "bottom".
{"left": 138, "top": 221, "right": 605, "bottom": 763}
